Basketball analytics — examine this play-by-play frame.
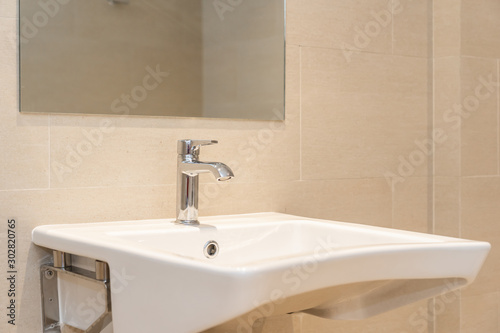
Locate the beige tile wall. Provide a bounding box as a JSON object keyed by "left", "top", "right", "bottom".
{"left": 286, "top": 0, "right": 432, "bottom": 331}
{"left": 433, "top": 0, "right": 500, "bottom": 332}
{"left": 1, "top": 0, "right": 498, "bottom": 332}
{"left": 432, "top": 2, "right": 462, "bottom": 329}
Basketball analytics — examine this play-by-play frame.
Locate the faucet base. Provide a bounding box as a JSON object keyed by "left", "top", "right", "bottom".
{"left": 174, "top": 219, "right": 200, "bottom": 226}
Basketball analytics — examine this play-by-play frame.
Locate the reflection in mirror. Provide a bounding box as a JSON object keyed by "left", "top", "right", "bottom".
{"left": 19, "top": 0, "right": 285, "bottom": 120}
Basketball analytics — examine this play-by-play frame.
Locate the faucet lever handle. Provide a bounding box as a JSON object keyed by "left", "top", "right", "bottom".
{"left": 191, "top": 139, "right": 218, "bottom": 147}
{"left": 177, "top": 139, "right": 218, "bottom": 156}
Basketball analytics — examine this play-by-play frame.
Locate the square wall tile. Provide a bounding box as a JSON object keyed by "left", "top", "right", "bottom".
{"left": 49, "top": 117, "right": 176, "bottom": 188}
{"left": 434, "top": 177, "right": 460, "bottom": 238}
{"left": 434, "top": 57, "right": 461, "bottom": 177}
{"left": 286, "top": 178, "right": 392, "bottom": 228}
{"left": 433, "top": 0, "right": 461, "bottom": 58}
{"left": 0, "top": 113, "right": 50, "bottom": 190}
{"left": 461, "top": 177, "right": 500, "bottom": 297}
{"left": 393, "top": 0, "right": 430, "bottom": 58}
{"left": 287, "top": 0, "right": 392, "bottom": 56}
{"left": 461, "top": 0, "right": 500, "bottom": 58}
{"left": 461, "top": 293, "right": 500, "bottom": 333}
{"left": 0, "top": 18, "right": 17, "bottom": 106}
{"left": 199, "top": 181, "right": 289, "bottom": 217}
{"left": 460, "top": 57, "right": 498, "bottom": 177}
{"left": 434, "top": 291, "right": 461, "bottom": 333}
{"left": 393, "top": 177, "right": 430, "bottom": 233}
{"left": 0, "top": 0, "right": 16, "bottom": 19}
{"left": 301, "top": 47, "right": 428, "bottom": 180}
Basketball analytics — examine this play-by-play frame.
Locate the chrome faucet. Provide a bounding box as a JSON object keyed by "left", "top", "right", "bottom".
{"left": 176, "top": 139, "right": 234, "bottom": 225}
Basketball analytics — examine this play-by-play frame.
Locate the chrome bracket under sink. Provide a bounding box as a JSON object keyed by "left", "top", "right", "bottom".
{"left": 40, "top": 251, "right": 112, "bottom": 333}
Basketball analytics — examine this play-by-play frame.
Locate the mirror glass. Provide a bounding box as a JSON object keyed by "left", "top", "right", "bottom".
{"left": 19, "top": 0, "right": 285, "bottom": 120}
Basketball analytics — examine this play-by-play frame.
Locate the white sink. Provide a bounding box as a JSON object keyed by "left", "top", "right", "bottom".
{"left": 32, "top": 213, "right": 490, "bottom": 333}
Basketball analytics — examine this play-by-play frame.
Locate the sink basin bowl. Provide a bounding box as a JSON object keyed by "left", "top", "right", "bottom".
{"left": 32, "top": 213, "right": 490, "bottom": 333}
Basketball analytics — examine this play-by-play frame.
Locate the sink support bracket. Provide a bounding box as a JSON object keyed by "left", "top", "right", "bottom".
{"left": 40, "top": 251, "right": 112, "bottom": 333}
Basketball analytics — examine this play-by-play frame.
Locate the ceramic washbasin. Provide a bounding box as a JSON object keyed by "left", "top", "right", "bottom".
{"left": 32, "top": 212, "right": 490, "bottom": 333}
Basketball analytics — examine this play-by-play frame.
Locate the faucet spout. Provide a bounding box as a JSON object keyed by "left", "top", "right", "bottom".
{"left": 179, "top": 160, "right": 234, "bottom": 181}
{"left": 175, "top": 140, "right": 234, "bottom": 225}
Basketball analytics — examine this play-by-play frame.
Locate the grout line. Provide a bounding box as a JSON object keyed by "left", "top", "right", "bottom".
{"left": 428, "top": 2, "right": 436, "bottom": 330}
{"left": 288, "top": 44, "right": 427, "bottom": 60}
{"left": 461, "top": 174, "right": 500, "bottom": 179}
{"left": 458, "top": 3, "right": 462, "bottom": 330}
{"left": 299, "top": 45, "right": 303, "bottom": 181}
{"left": 48, "top": 114, "right": 51, "bottom": 189}
{"left": 1, "top": 177, "right": 439, "bottom": 193}
{"left": 0, "top": 176, "right": 439, "bottom": 193}
{"left": 391, "top": 182, "right": 395, "bottom": 229}
{"left": 458, "top": 175, "right": 461, "bottom": 239}
{"left": 391, "top": 0, "right": 395, "bottom": 55}
{"left": 460, "top": 54, "right": 499, "bottom": 61}
{"left": 498, "top": 292, "right": 500, "bottom": 333}
{"left": 497, "top": 59, "right": 499, "bottom": 175}
{"left": 428, "top": 0, "right": 435, "bottom": 238}
{"left": 458, "top": 58, "right": 462, "bottom": 241}
{"left": 428, "top": 298, "right": 436, "bottom": 333}
{"left": 458, "top": 58, "right": 462, "bottom": 178}
{"left": 431, "top": 48, "right": 436, "bottom": 236}
{"left": 0, "top": 184, "right": 176, "bottom": 193}
{"left": 0, "top": 188, "right": 55, "bottom": 193}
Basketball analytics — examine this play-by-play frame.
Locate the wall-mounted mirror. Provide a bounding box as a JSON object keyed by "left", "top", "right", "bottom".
{"left": 19, "top": 0, "right": 285, "bottom": 120}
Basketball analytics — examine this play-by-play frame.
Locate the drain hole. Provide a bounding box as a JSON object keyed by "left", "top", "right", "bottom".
{"left": 204, "top": 241, "right": 219, "bottom": 259}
